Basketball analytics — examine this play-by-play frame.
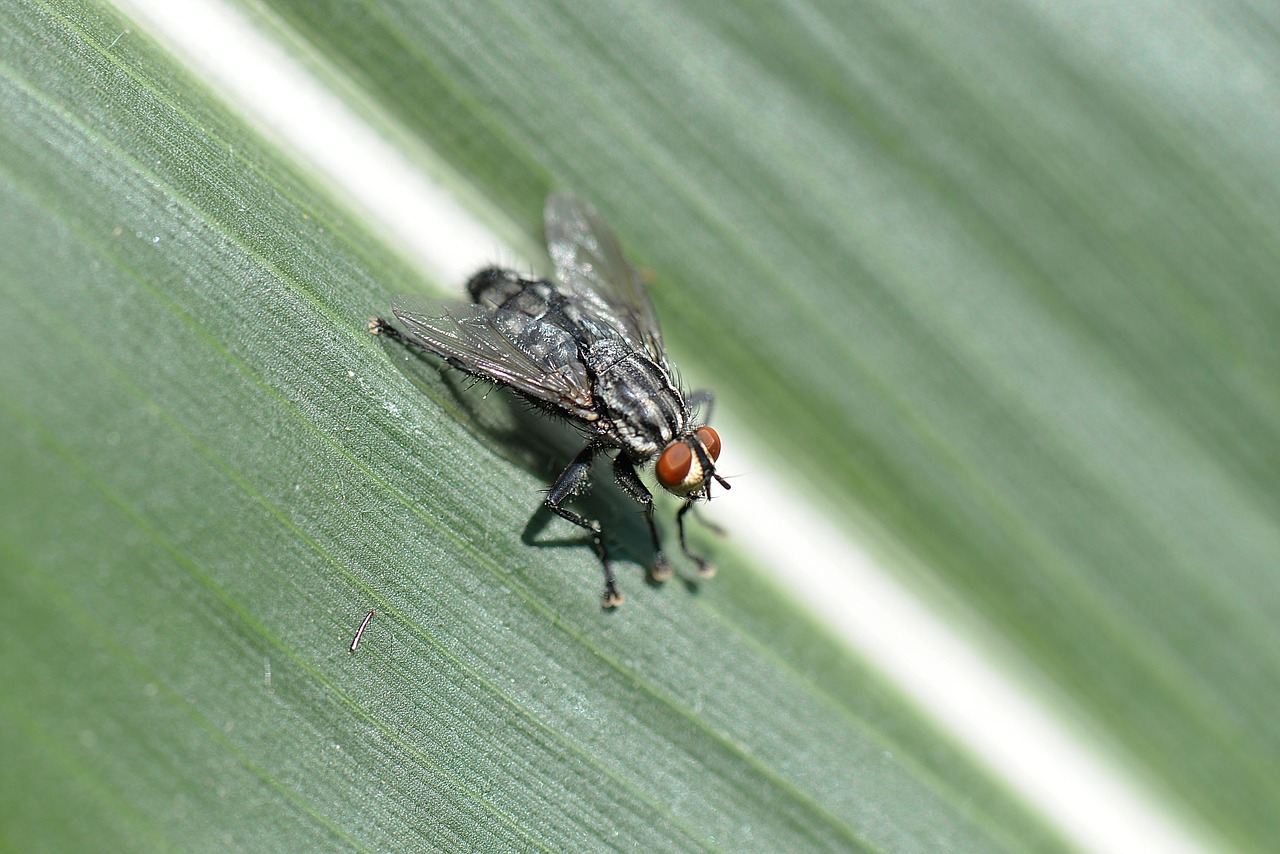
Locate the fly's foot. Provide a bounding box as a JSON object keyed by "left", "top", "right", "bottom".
{"left": 602, "top": 586, "right": 624, "bottom": 609}
{"left": 368, "top": 316, "right": 388, "bottom": 335}
{"left": 649, "top": 555, "right": 674, "bottom": 583}
{"left": 695, "top": 559, "right": 717, "bottom": 579}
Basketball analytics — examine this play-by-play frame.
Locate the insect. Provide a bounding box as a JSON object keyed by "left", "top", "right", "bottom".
{"left": 370, "top": 193, "right": 729, "bottom": 608}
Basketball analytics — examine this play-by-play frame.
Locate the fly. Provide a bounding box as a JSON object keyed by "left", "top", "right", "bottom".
{"left": 370, "top": 193, "right": 729, "bottom": 608}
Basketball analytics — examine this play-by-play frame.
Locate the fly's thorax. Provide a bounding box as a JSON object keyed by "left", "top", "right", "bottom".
{"left": 586, "top": 339, "right": 685, "bottom": 457}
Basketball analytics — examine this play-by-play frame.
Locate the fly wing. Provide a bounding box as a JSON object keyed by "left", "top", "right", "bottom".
{"left": 389, "top": 296, "right": 596, "bottom": 418}
{"left": 544, "top": 193, "right": 666, "bottom": 364}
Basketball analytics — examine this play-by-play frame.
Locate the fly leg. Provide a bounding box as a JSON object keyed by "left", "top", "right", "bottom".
{"left": 686, "top": 389, "right": 715, "bottom": 424}
{"left": 368, "top": 316, "right": 415, "bottom": 347}
{"left": 371, "top": 316, "right": 467, "bottom": 366}
{"left": 690, "top": 504, "right": 727, "bottom": 537}
{"left": 547, "top": 444, "right": 622, "bottom": 608}
{"left": 613, "top": 456, "right": 673, "bottom": 582}
{"left": 676, "top": 500, "right": 716, "bottom": 578}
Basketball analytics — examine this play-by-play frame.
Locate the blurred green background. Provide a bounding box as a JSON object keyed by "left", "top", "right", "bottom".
{"left": 3, "top": 0, "right": 1277, "bottom": 849}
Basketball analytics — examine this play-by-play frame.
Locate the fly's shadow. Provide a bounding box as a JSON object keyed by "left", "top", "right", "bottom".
{"left": 381, "top": 337, "right": 686, "bottom": 589}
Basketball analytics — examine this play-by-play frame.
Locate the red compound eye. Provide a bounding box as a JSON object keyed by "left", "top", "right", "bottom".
{"left": 656, "top": 442, "right": 693, "bottom": 489}
{"left": 696, "top": 426, "right": 721, "bottom": 461}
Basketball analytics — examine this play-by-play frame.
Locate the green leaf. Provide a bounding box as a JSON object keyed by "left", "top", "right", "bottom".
{"left": 0, "top": 1, "right": 1066, "bottom": 851}
{"left": 241, "top": 0, "right": 1280, "bottom": 848}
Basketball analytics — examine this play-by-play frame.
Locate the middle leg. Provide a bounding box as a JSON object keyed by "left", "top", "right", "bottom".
{"left": 613, "top": 455, "right": 673, "bottom": 582}
{"left": 546, "top": 443, "right": 622, "bottom": 608}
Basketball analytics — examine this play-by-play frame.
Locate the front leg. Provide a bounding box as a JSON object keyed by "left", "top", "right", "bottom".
{"left": 547, "top": 443, "right": 622, "bottom": 608}
{"left": 685, "top": 389, "right": 715, "bottom": 424}
{"left": 613, "top": 456, "right": 673, "bottom": 582}
{"left": 676, "top": 500, "right": 716, "bottom": 578}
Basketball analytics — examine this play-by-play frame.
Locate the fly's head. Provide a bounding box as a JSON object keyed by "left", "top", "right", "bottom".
{"left": 655, "top": 426, "right": 730, "bottom": 499}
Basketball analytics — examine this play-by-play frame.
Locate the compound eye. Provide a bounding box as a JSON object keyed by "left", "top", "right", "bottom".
{"left": 696, "top": 426, "right": 721, "bottom": 461}
{"left": 656, "top": 441, "right": 693, "bottom": 489}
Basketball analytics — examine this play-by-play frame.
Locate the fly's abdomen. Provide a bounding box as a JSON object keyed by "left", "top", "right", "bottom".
{"left": 465, "top": 271, "right": 581, "bottom": 382}
{"left": 466, "top": 266, "right": 536, "bottom": 308}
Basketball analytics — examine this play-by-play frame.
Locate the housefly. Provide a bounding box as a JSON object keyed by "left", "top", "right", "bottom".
{"left": 369, "top": 193, "right": 729, "bottom": 608}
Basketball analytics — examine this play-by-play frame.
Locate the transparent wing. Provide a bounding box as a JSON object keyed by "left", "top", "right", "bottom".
{"left": 389, "top": 296, "right": 596, "bottom": 418}
{"left": 544, "top": 192, "right": 666, "bottom": 363}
